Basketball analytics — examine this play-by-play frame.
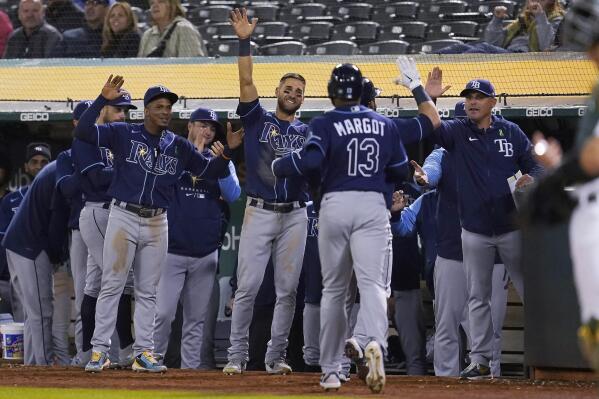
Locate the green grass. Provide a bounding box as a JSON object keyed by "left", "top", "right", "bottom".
{"left": 0, "top": 387, "right": 342, "bottom": 399}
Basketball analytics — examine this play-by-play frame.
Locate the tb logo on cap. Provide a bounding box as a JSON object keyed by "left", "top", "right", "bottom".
{"left": 470, "top": 81, "right": 481, "bottom": 89}
{"left": 158, "top": 86, "right": 169, "bottom": 93}
{"left": 210, "top": 110, "right": 217, "bottom": 120}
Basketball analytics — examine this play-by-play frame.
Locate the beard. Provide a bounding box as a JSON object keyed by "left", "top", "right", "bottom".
{"left": 277, "top": 97, "right": 301, "bottom": 116}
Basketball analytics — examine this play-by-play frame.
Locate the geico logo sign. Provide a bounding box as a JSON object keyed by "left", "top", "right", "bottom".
{"left": 129, "top": 110, "right": 144, "bottom": 120}
{"left": 578, "top": 107, "right": 587, "bottom": 117}
{"left": 377, "top": 108, "right": 400, "bottom": 117}
{"left": 20, "top": 113, "right": 49, "bottom": 121}
{"left": 492, "top": 108, "right": 502, "bottom": 115}
{"left": 438, "top": 108, "right": 450, "bottom": 118}
{"left": 179, "top": 111, "right": 192, "bottom": 119}
{"left": 227, "top": 111, "right": 240, "bottom": 119}
{"left": 526, "top": 107, "right": 553, "bottom": 117}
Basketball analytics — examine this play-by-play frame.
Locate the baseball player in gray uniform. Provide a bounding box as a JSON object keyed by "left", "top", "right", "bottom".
{"left": 75, "top": 76, "right": 235, "bottom": 373}
{"left": 223, "top": 9, "right": 309, "bottom": 376}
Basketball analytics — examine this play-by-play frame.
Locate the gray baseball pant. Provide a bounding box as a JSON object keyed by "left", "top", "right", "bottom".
{"left": 228, "top": 200, "right": 307, "bottom": 364}
{"left": 91, "top": 204, "right": 167, "bottom": 356}
{"left": 154, "top": 250, "right": 218, "bottom": 368}
{"left": 7, "top": 256, "right": 24, "bottom": 322}
{"left": 199, "top": 276, "right": 219, "bottom": 369}
{"left": 434, "top": 257, "right": 509, "bottom": 376}
{"left": 69, "top": 229, "right": 88, "bottom": 356}
{"left": 52, "top": 266, "right": 73, "bottom": 365}
{"left": 461, "top": 228, "right": 523, "bottom": 366}
{"left": 393, "top": 289, "right": 427, "bottom": 375}
{"left": 6, "top": 249, "right": 54, "bottom": 365}
{"left": 318, "top": 191, "right": 389, "bottom": 374}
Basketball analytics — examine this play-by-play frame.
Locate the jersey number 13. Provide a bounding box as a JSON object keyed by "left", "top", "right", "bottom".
{"left": 347, "top": 137, "right": 380, "bottom": 177}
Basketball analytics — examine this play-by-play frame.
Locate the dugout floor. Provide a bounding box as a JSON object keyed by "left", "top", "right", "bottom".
{"left": 0, "top": 366, "right": 595, "bottom": 398}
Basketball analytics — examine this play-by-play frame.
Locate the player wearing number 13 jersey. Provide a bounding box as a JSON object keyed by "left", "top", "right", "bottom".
{"left": 273, "top": 63, "right": 410, "bottom": 393}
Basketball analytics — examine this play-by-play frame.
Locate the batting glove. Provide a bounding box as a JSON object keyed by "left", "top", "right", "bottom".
{"left": 395, "top": 56, "right": 422, "bottom": 90}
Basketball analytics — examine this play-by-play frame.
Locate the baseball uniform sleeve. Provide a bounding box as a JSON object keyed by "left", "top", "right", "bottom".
{"left": 386, "top": 123, "right": 410, "bottom": 181}
{"left": 272, "top": 119, "right": 327, "bottom": 177}
{"left": 420, "top": 147, "right": 444, "bottom": 188}
{"left": 55, "top": 151, "right": 81, "bottom": 201}
{"left": 0, "top": 195, "right": 12, "bottom": 236}
{"left": 393, "top": 114, "right": 435, "bottom": 146}
{"left": 431, "top": 120, "right": 457, "bottom": 150}
{"left": 183, "top": 140, "right": 230, "bottom": 179}
{"left": 74, "top": 95, "right": 118, "bottom": 149}
{"left": 237, "top": 99, "right": 265, "bottom": 132}
{"left": 218, "top": 161, "right": 241, "bottom": 203}
{"left": 391, "top": 195, "right": 422, "bottom": 237}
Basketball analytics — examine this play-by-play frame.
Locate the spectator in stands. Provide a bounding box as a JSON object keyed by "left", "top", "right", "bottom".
{"left": 53, "top": 0, "right": 110, "bottom": 57}
{"left": 46, "top": 0, "right": 85, "bottom": 33}
{"left": 0, "top": 11, "right": 13, "bottom": 57}
{"left": 4, "top": 0, "right": 62, "bottom": 59}
{"left": 138, "top": 0, "right": 206, "bottom": 57}
{"left": 101, "top": 2, "right": 140, "bottom": 57}
{"left": 485, "top": 0, "right": 565, "bottom": 52}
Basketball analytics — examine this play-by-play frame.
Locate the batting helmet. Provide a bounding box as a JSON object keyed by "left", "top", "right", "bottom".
{"left": 564, "top": 0, "right": 599, "bottom": 50}
{"left": 361, "top": 78, "right": 381, "bottom": 106}
{"left": 327, "top": 63, "right": 363, "bottom": 101}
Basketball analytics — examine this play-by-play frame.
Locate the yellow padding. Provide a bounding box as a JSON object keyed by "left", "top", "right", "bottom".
{"left": 1, "top": 58, "right": 597, "bottom": 101}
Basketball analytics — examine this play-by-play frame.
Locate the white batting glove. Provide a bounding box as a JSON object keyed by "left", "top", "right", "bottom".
{"left": 395, "top": 56, "right": 422, "bottom": 91}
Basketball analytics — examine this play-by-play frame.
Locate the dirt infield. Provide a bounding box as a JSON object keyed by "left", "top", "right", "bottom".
{"left": 0, "top": 366, "right": 596, "bottom": 398}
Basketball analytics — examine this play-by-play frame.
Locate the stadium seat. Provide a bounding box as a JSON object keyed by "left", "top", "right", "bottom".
{"left": 289, "top": 0, "right": 317, "bottom": 4}
{"left": 477, "top": 1, "right": 519, "bottom": 18}
{"left": 198, "top": 22, "right": 236, "bottom": 41}
{"left": 259, "top": 41, "right": 307, "bottom": 56}
{"left": 279, "top": 3, "right": 327, "bottom": 24}
{"left": 440, "top": 12, "right": 491, "bottom": 23}
{"left": 410, "top": 39, "right": 464, "bottom": 54}
{"left": 288, "top": 22, "right": 334, "bottom": 45}
{"left": 418, "top": 0, "right": 469, "bottom": 20}
{"left": 208, "top": 40, "right": 259, "bottom": 57}
{"left": 253, "top": 22, "right": 289, "bottom": 38}
{"left": 372, "top": 2, "right": 419, "bottom": 24}
{"left": 427, "top": 21, "right": 478, "bottom": 40}
{"left": 328, "top": 3, "right": 374, "bottom": 22}
{"left": 359, "top": 40, "right": 410, "bottom": 55}
{"left": 305, "top": 40, "right": 359, "bottom": 55}
{"left": 194, "top": 5, "right": 233, "bottom": 25}
{"left": 246, "top": 4, "right": 280, "bottom": 22}
{"left": 331, "top": 21, "right": 380, "bottom": 45}
{"left": 378, "top": 22, "right": 428, "bottom": 41}
{"left": 131, "top": 6, "right": 146, "bottom": 24}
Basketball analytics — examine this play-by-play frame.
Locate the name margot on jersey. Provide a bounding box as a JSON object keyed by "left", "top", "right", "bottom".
{"left": 333, "top": 118, "right": 386, "bottom": 137}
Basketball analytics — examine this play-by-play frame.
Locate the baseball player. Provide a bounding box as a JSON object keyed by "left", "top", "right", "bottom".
{"left": 153, "top": 107, "right": 241, "bottom": 369}
{"left": 74, "top": 76, "right": 237, "bottom": 373}
{"left": 1, "top": 153, "right": 73, "bottom": 365}
{"left": 223, "top": 8, "right": 310, "bottom": 376}
{"left": 273, "top": 61, "right": 430, "bottom": 392}
{"left": 71, "top": 96, "right": 138, "bottom": 368}
{"left": 431, "top": 79, "right": 542, "bottom": 379}
{"left": 530, "top": 0, "right": 599, "bottom": 372}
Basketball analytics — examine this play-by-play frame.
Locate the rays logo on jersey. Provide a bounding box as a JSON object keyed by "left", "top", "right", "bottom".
{"left": 125, "top": 140, "right": 178, "bottom": 175}
{"left": 259, "top": 122, "right": 306, "bottom": 156}
{"left": 100, "top": 147, "right": 114, "bottom": 167}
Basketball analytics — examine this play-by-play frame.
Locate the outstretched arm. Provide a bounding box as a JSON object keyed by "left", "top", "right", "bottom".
{"left": 230, "top": 8, "right": 259, "bottom": 103}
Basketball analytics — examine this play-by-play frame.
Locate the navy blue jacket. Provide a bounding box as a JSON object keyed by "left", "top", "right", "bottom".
{"left": 56, "top": 149, "right": 84, "bottom": 229}
{"left": 72, "top": 137, "right": 114, "bottom": 203}
{"left": 433, "top": 117, "right": 543, "bottom": 235}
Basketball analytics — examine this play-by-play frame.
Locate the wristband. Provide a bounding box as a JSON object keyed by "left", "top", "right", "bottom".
{"left": 239, "top": 37, "right": 251, "bottom": 56}
{"left": 412, "top": 85, "right": 432, "bottom": 105}
{"left": 222, "top": 146, "right": 234, "bottom": 160}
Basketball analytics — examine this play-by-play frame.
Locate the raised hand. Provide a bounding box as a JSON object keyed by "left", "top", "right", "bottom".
{"left": 227, "top": 122, "right": 245, "bottom": 150}
{"left": 191, "top": 130, "right": 207, "bottom": 152}
{"left": 209, "top": 141, "right": 225, "bottom": 158}
{"left": 101, "top": 75, "right": 124, "bottom": 100}
{"left": 494, "top": 5, "right": 508, "bottom": 19}
{"left": 528, "top": 1, "right": 544, "bottom": 16}
{"left": 424, "top": 67, "right": 451, "bottom": 100}
{"left": 391, "top": 190, "right": 408, "bottom": 213}
{"left": 394, "top": 56, "right": 422, "bottom": 90}
{"left": 411, "top": 160, "right": 429, "bottom": 186}
{"left": 516, "top": 174, "right": 534, "bottom": 189}
{"left": 229, "top": 8, "right": 258, "bottom": 39}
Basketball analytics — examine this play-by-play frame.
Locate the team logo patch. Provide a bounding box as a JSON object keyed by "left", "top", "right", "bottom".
{"left": 100, "top": 147, "right": 114, "bottom": 167}
{"left": 125, "top": 140, "right": 178, "bottom": 175}
{"left": 259, "top": 122, "right": 306, "bottom": 156}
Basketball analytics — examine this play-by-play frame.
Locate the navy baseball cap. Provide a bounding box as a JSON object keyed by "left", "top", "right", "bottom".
{"left": 144, "top": 85, "right": 179, "bottom": 107}
{"left": 73, "top": 100, "right": 93, "bottom": 120}
{"left": 460, "top": 79, "right": 495, "bottom": 98}
{"left": 190, "top": 107, "right": 225, "bottom": 136}
{"left": 361, "top": 78, "right": 381, "bottom": 106}
{"left": 26, "top": 142, "right": 51, "bottom": 161}
{"left": 107, "top": 92, "right": 137, "bottom": 110}
{"left": 454, "top": 101, "right": 467, "bottom": 118}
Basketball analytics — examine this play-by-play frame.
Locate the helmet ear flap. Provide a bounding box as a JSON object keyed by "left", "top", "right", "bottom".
{"left": 327, "top": 63, "right": 364, "bottom": 101}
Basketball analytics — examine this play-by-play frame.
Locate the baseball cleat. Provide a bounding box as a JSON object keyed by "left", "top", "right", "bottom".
{"left": 132, "top": 351, "right": 167, "bottom": 373}
{"left": 459, "top": 362, "right": 491, "bottom": 380}
{"left": 339, "top": 369, "right": 351, "bottom": 383}
{"left": 223, "top": 360, "right": 246, "bottom": 375}
{"left": 364, "top": 341, "right": 386, "bottom": 393}
{"left": 320, "top": 372, "right": 341, "bottom": 391}
{"left": 578, "top": 319, "right": 599, "bottom": 371}
{"left": 345, "top": 338, "right": 368, "bottom": 381}
{"left": 265, "top": 360, "right": 292, "bottom": 375}
{"left": 85, "top": 351, "right": 110, "bottom": 373}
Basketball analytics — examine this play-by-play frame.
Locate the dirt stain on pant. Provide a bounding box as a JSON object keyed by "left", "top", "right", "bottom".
{"left": 112, "top": 229, "right": 129, "bottom": 273}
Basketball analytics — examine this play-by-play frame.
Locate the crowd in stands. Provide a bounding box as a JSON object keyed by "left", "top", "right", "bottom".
{"left": 0, "top": 0, "right": 576, "bottom": 59}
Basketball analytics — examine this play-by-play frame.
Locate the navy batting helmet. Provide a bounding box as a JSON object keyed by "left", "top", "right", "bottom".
{"left": 327, "top": 63, "right": 363, "bottom": 101}
{"left": 361, "top": 78, "right": 381, "bottom": 106}
{"left": 564, "top": 0, "right": 599, "bottom": 50}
